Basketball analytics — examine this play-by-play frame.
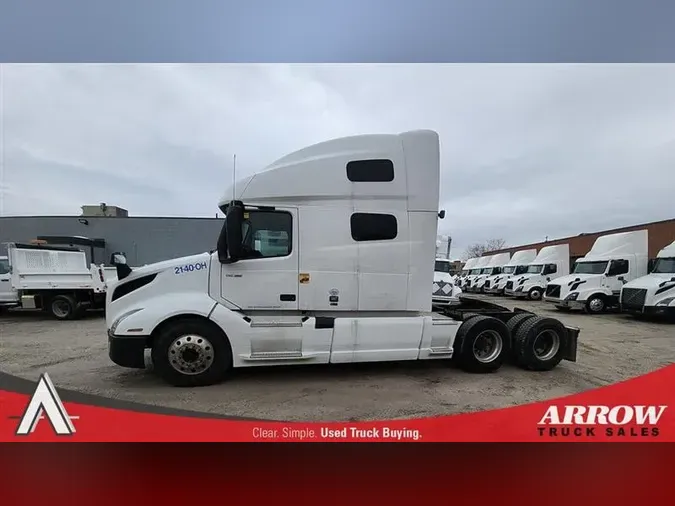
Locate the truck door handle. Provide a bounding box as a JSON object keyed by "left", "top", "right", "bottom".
{"left": 279, "top": 294, "right": 296, "bottom": 301}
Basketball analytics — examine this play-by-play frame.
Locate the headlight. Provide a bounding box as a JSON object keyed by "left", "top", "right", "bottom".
{"left": 516, "top": 286, "right": 523, "bottom": 292}
{"left": 656, "top": 297, "right": 675, "bottom": 307}
{"left": 565, "top": 292, "right": 579, "bottom": 301}
{"left": 110, "top": 308, "right": 144, "bottom": 334}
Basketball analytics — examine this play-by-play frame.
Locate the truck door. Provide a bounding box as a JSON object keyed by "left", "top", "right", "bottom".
{"left": 605, "top": 259, "right": 629, "bottom": 296}
{"left": 220, "top": 207, "right": 299, "bottom": 311}
{"left": 0, "top": 257, "right": 18, "bottom": 304}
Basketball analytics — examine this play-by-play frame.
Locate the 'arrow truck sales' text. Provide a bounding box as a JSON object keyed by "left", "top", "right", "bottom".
{"left": 538, "top": 405, "right": 667, "bottom": 438}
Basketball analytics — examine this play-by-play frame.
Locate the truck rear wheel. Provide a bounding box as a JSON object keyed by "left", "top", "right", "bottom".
{"left": 455, "top": 315, "right": 509, "bottom": 373}
{"left": 513, "top": 316, "right": 568, "bottom": 371}
{"left": 151, "top": 318, "right": 233, "bottom": 387}
{"left": 506, "top": 312, "right": 535, "bottom": 340}
{"left": 49, "top": 295, "right": 77, "bottom": 320}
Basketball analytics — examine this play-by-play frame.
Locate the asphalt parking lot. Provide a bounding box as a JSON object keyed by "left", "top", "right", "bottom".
{"left": 1, "top": 296, "right": 673, "bottom": 421}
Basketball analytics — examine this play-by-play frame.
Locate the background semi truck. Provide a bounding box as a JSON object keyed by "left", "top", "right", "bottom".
{"left": 105, "top": 130, "right": 580, "bottom": 387}
{"left": 484, "top": 248, "right": 537, "bottom": 295}
{"left": 456, "top": 257, "right": 477, "bottom": 289}
{"left": 620, "top": 238, "right": 675, "bottom": 319}
{"left": 432, "top": 258, "right": 462, "bottom": 307}
{"left": 505, "top": 243, "right": 570, "bottom": 301}
{"left": 462, "top": 256, "right": 490, "bottom": 292}
{"left": 544, "top": 230, "right": 649, "bottom": 314}
{"left": 469, "top": 252, "right": 511, "bottom": 294}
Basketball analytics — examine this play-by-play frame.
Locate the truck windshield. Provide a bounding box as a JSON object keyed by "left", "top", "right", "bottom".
{"left": 573, "top": 261, "right": 609, "bottom": 275}
{"left": 480, "top": 268, "right": 492, "bottom": 274}
{"left": 435, "top": 261, "right": 451, "bottom": 273}
{"left": 470, "top": 269, "right": 481, "bottom": 275}
{"left": 514, "top": 265, "right": 529, "bottom": 275}
{"left": 526, "top": 264, "right": 543, "bottom": 274}
{"left": 502, "top": 266, "right": 515, "bottom": 274}
{"left": 652, "top": 257, "right": 675, "bottom": 274}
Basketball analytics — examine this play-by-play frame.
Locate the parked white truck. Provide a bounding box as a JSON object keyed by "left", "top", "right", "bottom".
{"left": 1, "top": 242, "right": 114, "bottom": 319}
{"left": 467, "top": 253, "right": 511, "bottom": 294}
{"left": 432, "top": 258, "right": 462, "bottom": 307}
{"left": 484, "top": 249, "right": 537, "bottom": 295}
{"left": 106, "top": 130, "right": 579, "bottom": 387}
{"left": 620, "top": 239, "right": 675, "bottom": 320}
{"left": 455, "top": 257, "right": 477, "bottom": 289}
{"left": 461, "top": 255, "right": 490, "bottom": 292}
{"left": 543, "top": 230, "right": 649, "bottom": 314}
{"left": 505, "top": 244, "right": 570, "bottom": 301}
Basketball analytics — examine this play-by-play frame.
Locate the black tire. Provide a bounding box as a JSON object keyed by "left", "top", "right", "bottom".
{"left": 585, "top": 294, "right": 606, "bottom": 314}
{"left": 527, "top": 287, "right": 543, "bottom": 301}
{"left": 49, "top": 295, "right": 77, "bottom": 320}
{"left": 513, "top": 316, "right": 568, "bottom": 371}
{"left": 506, "top": 312, "right": 536, "bottom": 339}
{"left": 151, "top": 318, "right": 233, "bottom": 387}
{"left": 454, "top": 315, "right": 509, "bottom": 373}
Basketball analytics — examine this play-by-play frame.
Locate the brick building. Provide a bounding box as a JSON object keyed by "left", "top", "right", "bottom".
{"left": 484, "top": 218, "right": 675, "bottom": 265}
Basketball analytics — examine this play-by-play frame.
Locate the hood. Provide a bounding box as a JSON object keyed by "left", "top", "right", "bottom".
{"left": 119, "top": 252, "right": 211, "bottom": 282}
{"left": 623, "top": 273, "right": 675, "bottom": 290}
{"left": 550, "top": 273, "right": 599, "bottom": 287}
{"left": 434, "top": 271, "right": 455, "bottom": 283}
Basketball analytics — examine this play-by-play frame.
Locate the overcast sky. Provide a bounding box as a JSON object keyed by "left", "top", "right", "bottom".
{"left": 1, "top": 64, "right": 674, "bottom": 258}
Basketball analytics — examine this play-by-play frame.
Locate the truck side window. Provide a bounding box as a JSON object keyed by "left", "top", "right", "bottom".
{"left": 350, "top": 213, "right": 398, "bottom": 241}
{"left": 543, "top": 263, "right": 557, "bottom": 275}
{"left": 0, "top": 259, "right": 9, "bottom": 275}
{"left": 346, "top": 159, "right": 395, "bottom": 182}
{"left": 608, "top": 259, "right": 629, "bottom": 276}
{"left": 242, "top": 211, "right": 292, "bottom": 258}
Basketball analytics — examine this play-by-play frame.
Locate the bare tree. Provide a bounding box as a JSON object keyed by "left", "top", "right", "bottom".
{"left": 464, "top": 238, "right": 507, "bottom": 259}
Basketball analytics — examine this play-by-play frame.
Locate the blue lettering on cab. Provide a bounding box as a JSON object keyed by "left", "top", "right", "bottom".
{"left": 174, "top": 261, "right": 208, "bottom": 275}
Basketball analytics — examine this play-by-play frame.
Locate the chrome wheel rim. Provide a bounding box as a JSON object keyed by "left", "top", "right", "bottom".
{"left": 52, "top": 300, "right": 70, "bottom": 318}
{"left": 472, "top": 330, "right": 503, "bottom": 363}
{"left": 532, "top": 330, "right": 560, "bottom": 361}
{"left": 168, "top": 334, "right": 214, "bottom": 375}
{"left": 589, "top": 298, "right": 604, "bottom": 312}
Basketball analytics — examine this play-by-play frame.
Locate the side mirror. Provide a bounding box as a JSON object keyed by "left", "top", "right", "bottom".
{"left": 225, "top": 201, "right": 244, "bottom": 261}
{"left": 110, "top": 252, "right": 132, "bottom": 281}
{"left": 111, "top": 253, "right": 127, "bottom": 265}
{"left": 438, "top": 210, "right": 446, "bottom": 219}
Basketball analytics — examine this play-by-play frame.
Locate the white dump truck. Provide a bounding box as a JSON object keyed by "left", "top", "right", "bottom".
{"left": 484, "top": 249, "right": 537, "bottom": 295}
{"left": 468, "top": 253, "right": 511, "bottom": 294}
{"left": 432, "top": 258, "right": 462, "bottom": 307}
{"left": 106, "top": 130, "right": 579, "bottom": 387}
{"left": 620, "top": 239, "right": 675, "bottom": 320}
{"left": 1, "top": 242, "right": 114, "bottom": 319}
{"left": 505, "top": 244, "right": 570, "bottom": 301}
{"left": 455, "top": 257, "right": 477, "bottom": 289}
{"left": 461, "top": 255, "right": 490, "bottom": 293}
{"left": 543, "top": 230, "right": 649, "bottom": 314}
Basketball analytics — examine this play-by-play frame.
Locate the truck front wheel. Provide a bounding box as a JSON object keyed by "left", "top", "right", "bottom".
{"left": 151, "top": 318, "right": 233, "bottom": 387}
{"left": 585, "top": 295, "right": 606, "bottom": 314}
{"left": 527, "top": 287, "right": 543, "bottom": 301}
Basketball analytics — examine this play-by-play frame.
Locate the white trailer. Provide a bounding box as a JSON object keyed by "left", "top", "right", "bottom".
{"left": 544, "top": 230, "right": 649, "bottom": 314}
{"left": 106, "top": 130, "right": 579, "bottom": 387}
{"left": 2, "top": 242, "right": 111, "bottom": 320}
{"left": 484, "top": 248, "right": 537, "bottom": 295}
{"left": 467, "top": 253, "right": 511, "bottom": 294}
{"left": 455, "top": 257, "right": 477, "bottom": 289}
{"left": 461, "top": 256, "right": 491, "bottom": 292}
{"left": 505, "top": 243, "right": 570, "bottom": 301}
{"left": 432, "top": 258, "right": 462, "bottom": 307}
{"left": 620, "top": 239, "right": 675, "bottom": 320}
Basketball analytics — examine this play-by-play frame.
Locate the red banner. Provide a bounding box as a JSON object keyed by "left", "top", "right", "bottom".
{"left": 1, "top": 364, "right": 673, "bottom": 442}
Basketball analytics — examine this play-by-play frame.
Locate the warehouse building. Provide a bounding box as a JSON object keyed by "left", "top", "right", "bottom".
{"left": 484, "top": 217, "right": 675, "bottom": 264}
{"left": 0, "top": 203, "right": 224, "bottom": 266}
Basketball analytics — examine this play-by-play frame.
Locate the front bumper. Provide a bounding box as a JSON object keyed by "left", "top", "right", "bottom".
{"left": 621, "top": 305, "right": 675, "bottom": 319}
{"left": 108, "top": 330, "right": 149, "bottom": 369}
{"left": 484, "top": 286, "right": 504, "bottom": 295}
{"left": 544, "top": 297, "right": 585, "bottom": 310}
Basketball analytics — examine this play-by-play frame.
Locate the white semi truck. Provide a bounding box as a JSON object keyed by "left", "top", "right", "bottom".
{"left": 105, "top": 130, "right": 579, "bottom": 387}
{"left": 504, "top": 244, "right": 570, "bottom": 301}
{"left": 484, "top": 249, "right": 537, "bottom": 295}
{"left": 620, "top": 239, "right": 675, "bottom": 320}
{"left": 467, "top": 253, "right": 511, "bottom": 294}
{"left": 543, "top": 230, "right": 649, "bottom": 314}
{"left": 461, "top": 255, "right": 490, "bottom": 292}
{"left": 1, "top": 242, "right": 115, "bottom": 319}
{"left": 432, "top": 258, "right": 462, "bottom": 308}
{"left": 455, "top": 257, "right": 477, "bottom": 289}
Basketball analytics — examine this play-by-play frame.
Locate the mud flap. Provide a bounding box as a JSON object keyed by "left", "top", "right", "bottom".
{"left": 562, "top": 325, "right": 580, "bottom": 362}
